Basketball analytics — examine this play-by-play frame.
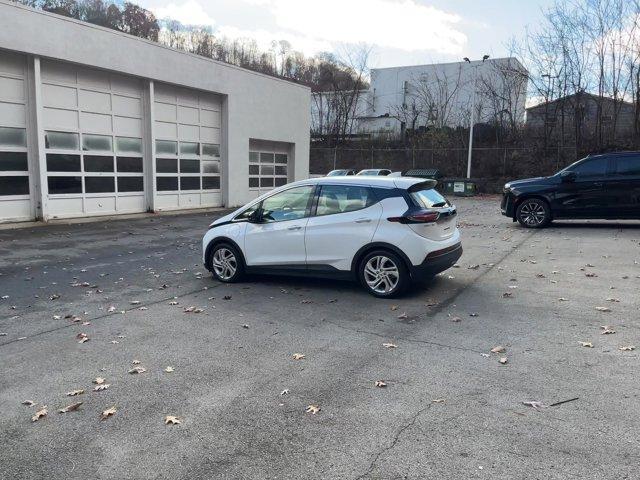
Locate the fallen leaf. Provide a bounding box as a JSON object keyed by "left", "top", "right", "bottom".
{"left": 558, "top": 297, "right": 569, "bottom": 302}
{"left": 606, "top": 298, "right": 620, "bottom": 303}
{"left": 579, "top": 341, "right": 594, "bottom": 348}
{"left": 382, "top": 342, "right": 397, "bottom": 349}
{"left": 374, "top": 380, "right": 387, "bottom": 388}
{"left": 169, "top": 301, "right": 178, "bottom": 306}
{"left": 390, "top": 305, "right": 398, "bottom": 311}
{"left": 100, "top": 406, "right": 116, "bottom": 420}
{"left": 280, "top": 389, "right": 290, "bottom": 395}
{"left": 223, "top": 295, "right": 232, "bottom": 300}
{"left": 132, "top": 360, "right": 141, "bottom": 365}
{"left": 305, "top": 405, "right": 320, "bottom": 415}
{"left": 431, "top": 398, "right": 445, "bottom": 404}
{"left": 292, "top": 353, "right": 305, "bottom": 360}
{"left": 490, "top": 346, "right": 506, "bottom": 353}
{"left": 107, "top": 306, "right": 116, "bottom": 313}
{"left": 164, "top": 415, "right": 181, "bottom": 425}
{"left": 58, "top": 402, "right": 83, "bottom": 413}
{"left": 499, "top": 357, "right": 508, "bottom": 365}
{"left": 397, "top": 313, "right": 408, "bottom": 319}
{"left": 450, "top": 316, "right": 462, "bottom": 323}
{"left": 522, "top": 401, "right": 546, "bottom": 410}
{"left": 128, "top": 366, "right": 146, "bottom": 374}
{"left": 93, "top": 384, "right": 110, "bottom": 392}
{"left": 585, "top": 273, "right": 597, "bottom": 278}
{"left": 130, "top": 300, "right": 141, "bottom": 305}
{"left": 66, "top": 389, "right": 84, "bottom": 396}
{"left": 595, "top": 307, "right": 611, "bottom": 312}
{"left": 31, "top": 406, "right": 48, "bottom": 422}
{"left": 619, "top": 345, "right": 636, "bottom": 351}
{"left": 22, "top": 400, "right": 35, "bottom": 407}
{"left": 601, "top": 328, "right": 616, "bottom": 335}
{"left": 93, "top": 377, "right": 106, "bottom": 385}
{"left": 502, "top": 292, "right": 513, "bottom": 298}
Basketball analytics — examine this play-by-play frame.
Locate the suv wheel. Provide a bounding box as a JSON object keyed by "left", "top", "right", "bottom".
{"left": 210, "top": 243, "right": 244, "bottom": 283}
{"left": 359, "top": 250, "right": 409, "bottom": 298}
{"left": 516, "top": 199, "right": 551, "bottom": 228}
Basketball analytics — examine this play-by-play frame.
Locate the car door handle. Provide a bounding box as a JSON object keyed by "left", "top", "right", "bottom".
{"left": 287, "top": 225, "right": 302, "bottom": 231}
{"left": 355, "top": 218, "right": 372, "bottom": 223}
{"left": 593, "top": 182, "right": 603, "bottom": 187}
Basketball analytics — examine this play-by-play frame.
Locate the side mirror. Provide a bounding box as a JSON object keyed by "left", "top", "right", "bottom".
{"left": 247, "top": 210, "right": 262, "bottom": 223}
{"left": 561, "top": 171, "right": 576, "bottom": 183}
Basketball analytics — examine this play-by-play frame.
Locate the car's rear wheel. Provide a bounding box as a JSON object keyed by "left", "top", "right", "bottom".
{"left": 359, "top": 250, "right": 409, "bottom": 298}
{"left": 516, "top": 198, "right": 551, "bottom": 228}
{"left": 210, "top": 243, "right": 244, "bottom": 283}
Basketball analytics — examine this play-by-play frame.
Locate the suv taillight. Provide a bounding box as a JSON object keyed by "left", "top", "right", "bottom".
{"left": 388, "top": 210, "right": 440, "bottom": 224}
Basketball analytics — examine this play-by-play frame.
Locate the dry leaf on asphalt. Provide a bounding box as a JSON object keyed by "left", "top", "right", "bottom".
{"left": 579, "top": 341, "right": 594, "bottom": 348}
{"left": 619, "top": 346, "right": 636, "bottom": 351}
{"left": 432, "top": 398, "right": 445, "bottom": 404}
{"left": 164, "top": 415, "right": 181, "bottom": 425}
{"left": 93, "top": 384, "right": 110, "bottom": 392}
{"left": 490, "top": 346, "right": 506, "bottom": 353}
{"left": 93, "top": 377, "right": 106, "bottom": 385}
{"left": 390, "top": 305, "right": 398, "bottom": 311}
{"left": 132, "top": 360, "right": 141, "bottom": 365}
{"left": 499, "top": 357, "right": 508, "bottom": 364}
{"left": 397, "top": 313, "right": 408, "bottom": 319}
{"left": 606, "top": 298, "right": 620, "bottom": 302}
{"left": 280, "top": 389, "right": 290, "bottom": 395}
{"left": 450, "top": 316, "right": 462, "bottom": 323}
{"left": 305, "top": 405, "right": 320, "bottom": 415}
{"left": 22, "top": 400, "right": 35, "bottom": 407}
{"left": 522, "top": 401, "right": 546, "bottom": 410}
{"left": 164, "top": 366, "right": 174, "bottom": 373}
{"left": 595, "top": 307, "right": 611, "bottom": 312}
{"left": 31, "top": 406, "right": 48, "bottom": 422}
{"left": 292, "top": 353, "right": 305, "bottom": 360}
{"left": 502, "top": 292, "right": 513, "bottom": 298}
{"left": 382, "top": 342, "right": 397, "bottom": 349}
{"left": 128, "top": 366, "right": 146, "bottom": 374}
{"left": 558, "top": 297, "right": 569, "bottom": 302}
{"left": 374, "top": 380, "right": 387, "bottom": 388}
{"left": 66, "top": 389, "right": 84, "bottom": 396}
{"left": 107, "top": 306, "right": 116, "bottom": 313}
{"left": 601, "top": 328, "right": 616, "bottom": 335}
{"left": 100, "top": 406, "right": 116, "bottom": 420}
{"left": 58, "top": 402, "right": 83, "bottom": 413}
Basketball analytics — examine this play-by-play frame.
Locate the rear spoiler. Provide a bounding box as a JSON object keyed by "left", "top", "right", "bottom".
{"left": 406, "top": 180, "right": 438, "bottom": 192}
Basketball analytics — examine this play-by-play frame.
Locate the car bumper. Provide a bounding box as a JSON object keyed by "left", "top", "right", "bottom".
{"left": 410, "top": 243, "right": 463, "bottom": 280}
{"left": 501, "top": 192, "right": 515, "bottom": 217}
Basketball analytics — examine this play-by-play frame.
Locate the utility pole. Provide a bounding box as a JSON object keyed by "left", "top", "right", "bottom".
{"left": 464, "top": 55, "right": 489, "bottom": 179}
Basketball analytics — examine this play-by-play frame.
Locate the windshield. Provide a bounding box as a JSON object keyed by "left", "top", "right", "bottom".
{"left": 357, "top": 170, "right": 377, "bottom": 176}
{"left": 327, "top": 170, "right": 347, "bottom": 176}
{"left": 410, "top": 188, "right": 449, "bottom": 208}
{"left": 558, "top": 157, "right": 589, "bottom": 174}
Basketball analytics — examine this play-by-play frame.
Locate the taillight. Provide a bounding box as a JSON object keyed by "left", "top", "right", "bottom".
{"left": 388, "top": 210, "right": 440, "bottom": 224}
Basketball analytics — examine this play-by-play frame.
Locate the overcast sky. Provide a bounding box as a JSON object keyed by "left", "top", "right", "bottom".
{"left": 137, "top": 0, "right": 556, "bottom": 68}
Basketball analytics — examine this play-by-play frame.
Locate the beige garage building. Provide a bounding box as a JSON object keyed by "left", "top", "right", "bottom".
{"left": 0, "top": 1, "right": 310, "bottom": 222}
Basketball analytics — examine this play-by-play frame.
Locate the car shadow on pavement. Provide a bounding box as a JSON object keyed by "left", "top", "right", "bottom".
{"left": 547, "top": 221, "right": 640, "bottom": 229}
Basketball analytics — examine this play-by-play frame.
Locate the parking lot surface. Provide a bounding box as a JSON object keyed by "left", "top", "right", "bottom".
{"left": 1, "top": 196, "right": 639, "bottom": 479}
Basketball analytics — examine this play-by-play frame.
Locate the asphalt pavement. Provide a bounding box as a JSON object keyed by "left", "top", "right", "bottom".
{"left": 1, "top": 197, "right": 639, "bottom": 479}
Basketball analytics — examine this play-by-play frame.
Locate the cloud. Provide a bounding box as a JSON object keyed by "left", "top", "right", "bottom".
{"left": 154, "top": 0, "right": 215, "bottom": 26}
{"left": 269, "top": 0, "right": 467, "bottom": 54}
{"left": 217, "top": 25, "right": 332, "bottom": 55}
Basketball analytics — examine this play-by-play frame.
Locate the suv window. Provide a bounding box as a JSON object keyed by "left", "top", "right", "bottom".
{"left": 260, "top": 185, "right": 313, "bottom": 223}
{"left": 316, "top": 185, "right": 374, "bottom": 216}
{"left": 614, "top": 155, "right": 640, "bottom": 176}
{"left": 571, "top": 158, "right": 608, "bottom": 178}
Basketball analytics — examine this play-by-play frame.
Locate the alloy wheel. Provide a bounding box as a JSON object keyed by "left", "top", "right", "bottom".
{"left": 363, "top": 255, "right": 400, "bottom": 294}
{"left": 212, "top": 247, "right": 237, "bottom": 280}
{"left": 519, "top": 201, "right": 547, "bottom": 226}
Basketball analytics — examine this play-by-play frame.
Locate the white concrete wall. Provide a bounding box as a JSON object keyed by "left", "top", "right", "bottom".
{"left": 0, "top": 0, "right": 310, "bottom": 218}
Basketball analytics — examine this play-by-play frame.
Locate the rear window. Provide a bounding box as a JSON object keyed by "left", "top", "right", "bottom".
{"left": 410, "top": 188, "right": 449, "bottom": 208}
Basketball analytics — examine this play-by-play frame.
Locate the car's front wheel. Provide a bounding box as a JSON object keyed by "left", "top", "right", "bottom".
{"left": 359, "top": 250, "right": 409, "bottom": 298}
{"left": 210, "top": 243, "right": 244, "bottom": 283}
{"left": 516, "top": 198, "right": 551, "bottom": 228}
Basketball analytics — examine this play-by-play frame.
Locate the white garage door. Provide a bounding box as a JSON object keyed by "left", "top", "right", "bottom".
{"left": 153, "top": 82, "right": 222, "bottom": 210}
{"left": 248, "top": 140, "right": 290, "bottom": 196}
{"left": 41, "top": 60, "right": 146, "bottom": 218}
{"left": 0, "top": 51, "right": 32, "bottom": 222}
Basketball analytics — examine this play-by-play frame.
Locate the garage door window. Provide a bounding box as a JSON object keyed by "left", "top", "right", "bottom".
{"left": 0, "top": 127, "right": 29, "bottom": 197}
{"left": 249, "top": 150, "right": 288, "bottom": 193}
{"left": 45, "top": 131, "right": 143, "bottom": 195}
{"left": 155, "top": 140, "right": 220, "bottom": 192}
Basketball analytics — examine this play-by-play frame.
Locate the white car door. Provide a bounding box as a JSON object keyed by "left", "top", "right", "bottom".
{"left": 243, "top": 185, "right": 314, "bottom": 266}
{"left": 305, "top": 184, "right": 382, "bottom": 271}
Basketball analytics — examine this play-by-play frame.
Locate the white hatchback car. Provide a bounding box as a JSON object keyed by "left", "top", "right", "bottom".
{"left": 202, "top": 176, "right": 462, "bottom": 297}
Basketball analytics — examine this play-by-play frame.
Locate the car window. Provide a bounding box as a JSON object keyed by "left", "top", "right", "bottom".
{"left": 316, "top": 185, "right": 374, "bottom": 216}
{"left": 410, "top": 188, "right": 449, "bottom": 208}
{"left": 614, "top": 156, "right": 640, "bottom": 176}
{"left": 260, "top": 185, "right": 313, "bottom": 223}
{"left": 571, "top": 158, "right": 608, "bottom": 178}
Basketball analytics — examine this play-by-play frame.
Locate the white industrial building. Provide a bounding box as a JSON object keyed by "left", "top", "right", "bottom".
{"left": 0, "top": 1, "right": 310, "bottom": 223}
{"left": 311, "top": 57, "right": 527, "bottom": 138}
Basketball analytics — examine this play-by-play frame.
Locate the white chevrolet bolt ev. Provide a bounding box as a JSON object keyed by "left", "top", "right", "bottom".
{"left": 202, "top": 176, "right": 462, "bottom": 297}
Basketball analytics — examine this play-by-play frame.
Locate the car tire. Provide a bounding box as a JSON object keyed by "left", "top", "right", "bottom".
{"left": 358, "top": 250, "right": 409, "bottom": 298}
{"left": 209, "top": 243, "right": 245, "bottom": 283}
{"left": 516, "top": 198, "right": 551, "bottom": 228}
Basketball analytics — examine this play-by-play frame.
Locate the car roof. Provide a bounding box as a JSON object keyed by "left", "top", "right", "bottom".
{"left": 292, "top": 175, "right": 433, "bottom": 190}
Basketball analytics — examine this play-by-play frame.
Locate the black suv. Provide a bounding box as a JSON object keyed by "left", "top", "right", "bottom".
{"left": 502, "top": 152, "right": 640, "bottom": 228}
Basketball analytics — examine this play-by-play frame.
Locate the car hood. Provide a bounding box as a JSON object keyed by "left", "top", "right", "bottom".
{"left": 209, "top": 211, "right": 235, "bottom": 228}
{"left": 506, "top": 176, "right": 554, "bottom": 188}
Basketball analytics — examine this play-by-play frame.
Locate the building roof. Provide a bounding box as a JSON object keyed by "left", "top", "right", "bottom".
{"left": 526, "top": 92, "right": 633, "bottom": 112}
